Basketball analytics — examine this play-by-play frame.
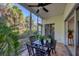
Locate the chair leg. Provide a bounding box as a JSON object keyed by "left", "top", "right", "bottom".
{"left": 54, "top": 50, "right": 56, "bottom": 54}
{"left": 53, "top": 49, "right": 56, "bottom": 54}
{"left": 52, "top": 49, "right": 53, "bottom": 54}
{"left": 51, "top": 49, "right": 56, "bottom": 54}
{"left": 47, "top": 48, "right": 51, "bottom": 56}
{"left": 48, "top": 50, "right": 51, "bottom": 56}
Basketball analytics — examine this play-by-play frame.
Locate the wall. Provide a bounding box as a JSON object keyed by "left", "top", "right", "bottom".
{"left": 42, "top": 3, "right": 76, "bottom": 44}
{"left": 43, "top": 15, "right": 64, "bottom": 44}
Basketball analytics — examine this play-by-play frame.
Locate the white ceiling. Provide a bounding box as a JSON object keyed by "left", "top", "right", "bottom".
{"left": 21, "top": 3, "right": 66, "bottom": 19}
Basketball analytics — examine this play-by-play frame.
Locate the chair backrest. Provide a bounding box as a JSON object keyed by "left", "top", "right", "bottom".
{"left": 29, "top": 36, "right": 36, "bottom": 44}
{"left": 52, "top": 40, "right": 56, "bottom": 50}
{"left": 54, "top": 40, "right": 56, "bottom": 47}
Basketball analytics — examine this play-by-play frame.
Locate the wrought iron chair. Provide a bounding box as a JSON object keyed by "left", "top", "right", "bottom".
{"left": 51, "top": 40, "right": 56, "bottom": 54}
{"left": 46, "top": 35, "right": 57, "bottom": 55}
{"left": 29, "top": 36, "right": 36, "bottom": 45}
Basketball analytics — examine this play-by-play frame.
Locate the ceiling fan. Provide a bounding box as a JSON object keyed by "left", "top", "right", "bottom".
{"left": 28, "top": 3, "right": 51, "bottom": 13}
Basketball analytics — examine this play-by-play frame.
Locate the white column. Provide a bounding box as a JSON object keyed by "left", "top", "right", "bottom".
{"left": 42, "top": 19, "right": 45, "bottom": 35}
{"left": 74, "top": 10, "right": 77, "bottom": 56}
{"left": 65, "top": 21, "right": 68, "bottom": 45}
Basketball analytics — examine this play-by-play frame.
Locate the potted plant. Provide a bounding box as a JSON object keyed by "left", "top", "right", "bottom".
{"left": 39, "top": 35, "right": 44, "bottom": 45}
{"left": 39, "top": 35, "right": 48, "bottom": 45}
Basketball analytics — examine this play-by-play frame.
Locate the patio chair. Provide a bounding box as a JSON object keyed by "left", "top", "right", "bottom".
{"left": 47, "top": 35, "right": 57, "bottom": 55}
{"left": 51, "top": 40, "right": 56, "bottom": 54}
{"left": 29, "top": 36, "right": 36, "bottom": 45}
{"left": 46, "top": 40, "right": 51, "bottom": 56}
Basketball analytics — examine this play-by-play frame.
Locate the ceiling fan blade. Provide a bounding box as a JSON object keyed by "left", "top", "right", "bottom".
{"left": 43, "top": 7, "right": 48, "bottom": 12}
{"left": 36, "top": 9, "right": 39, "bottom": 13}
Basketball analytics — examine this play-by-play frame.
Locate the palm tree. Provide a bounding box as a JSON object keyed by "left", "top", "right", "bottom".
{"left": 0, "top": 23, "right": 20, "bottom": 56}
{"left": 0, "top": 4, "right": 26, "bottom": 56}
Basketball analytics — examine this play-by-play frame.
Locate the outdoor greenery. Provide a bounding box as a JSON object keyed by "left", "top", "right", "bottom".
{"left": 0, "top": 4, "right": 24, "bottom": 56}
{"left": 25, "top": 16, "right": 37, "bottom": 34}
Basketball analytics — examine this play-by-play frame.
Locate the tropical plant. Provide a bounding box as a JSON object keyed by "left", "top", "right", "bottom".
{"left": 0, "top": 23, "right": 20, "bottom": 56}
{"left": 34, "top": 34, "right": 47, "bottom": 40}
{"left": 68, "top": 29, "right": 74, "bottom": 33}
{"left": 68, "top": 29, "right": 74, "bottom": 39}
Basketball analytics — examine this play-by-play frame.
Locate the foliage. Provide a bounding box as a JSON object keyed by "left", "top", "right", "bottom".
{"left": 0, "top": 23, "right": 20, "bottom": 56}
{"left": 1, "top": 4, "right": 26, "bottom": 34}
{"left": 0, "top": 4, "right": 28, "bottom": 56}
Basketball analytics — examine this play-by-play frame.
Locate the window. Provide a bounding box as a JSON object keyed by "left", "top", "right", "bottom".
{"left": 25, "top": 10, "right": 30, "bottom": 33}
{"left": 31, "top": 13, "right": 37, "bottom": 34}
{"left": 38, "top": 17, "right": 42, "bottom": 34}
{"left": 15, "top": 4, "right": 43, "bottom": 35}
{"left": 38, "top": 17, "right": 42, "bottom": 24}
{"left": 15, "top": 4, "right": 31, "bottom": 34}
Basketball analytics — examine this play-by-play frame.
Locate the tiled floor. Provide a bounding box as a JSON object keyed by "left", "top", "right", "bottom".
{"left": 51, "top": 43, "right": 69, "bottom": 56}
{"left": 20, "top": 43, "right": 70, "bottom": 56}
